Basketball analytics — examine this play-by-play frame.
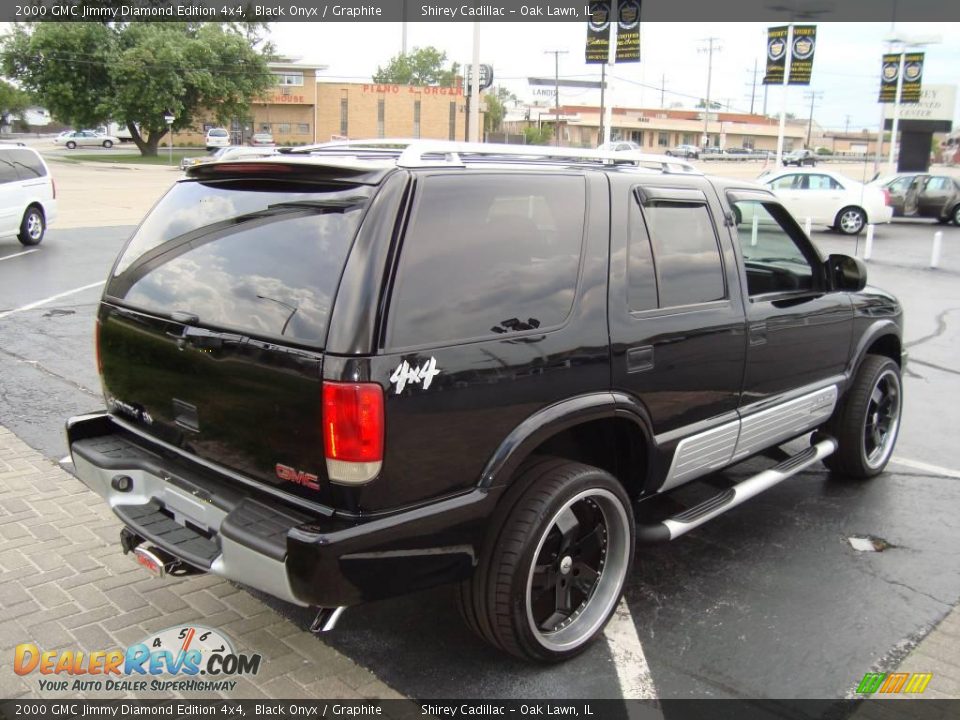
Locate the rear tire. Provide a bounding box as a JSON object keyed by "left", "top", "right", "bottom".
{"left": 459, "top": 458, "right": 634, "bottom": 662}
{"left": 825, "top": 355, "right": 902, "bottom": 479}
{"left": 835, "top": 206, "right": 866, "bottom": 235}
{"left": 66, "top": 141, "right": 76, "bottom": 149}
{"left": 103, "top": 140, "right": 113, "bottom": 148}
{"left": 18, "top": 206, "right": 45, "bottom": 246}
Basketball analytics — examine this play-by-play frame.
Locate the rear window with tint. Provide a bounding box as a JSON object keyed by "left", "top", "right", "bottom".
{"left": 209, "top": 129, "right": 229, "bottom": 137}
{"left": 387, "top": 174, "right": 585, "bottom": 349}
{"left": 6, "top": 149, "right": 47, "bottom": 179}
{"left": 105, "top": 179, "right": 369, "bottom": 346}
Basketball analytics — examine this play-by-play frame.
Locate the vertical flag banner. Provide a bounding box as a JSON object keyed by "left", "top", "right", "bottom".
{"left": 878, "top": 53, "right": 900, "bottom": 102}
{"left": 788, "top": 25, "right": 816, "bottom": 85}
{"left": 585, "top": 1, "right": 612, "bottom": 64}
{"left": 615, "top": 0, "right": 641, "bottom": 63}
{"left": 763, "top": 26, "right": 789, "bottom": 84}
{"left": 901, "top": 53, "right": 924, "bottom": 102}
{"left": 878, "top": 53, "right": 923, "bottom": 103}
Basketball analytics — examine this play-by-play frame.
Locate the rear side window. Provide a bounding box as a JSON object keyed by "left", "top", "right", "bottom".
{"left": 388, "top": 174, "right": 585, "bottom": 348}
{"left": 105, "top": 180, "right": 369, "bottom": 346}
{"left": 638, "top": 200, "right": 725, "bottom": 308}
{"left": 0, "top": 151, "right": 18, "bottom": 184}
{"left": 7, "top": 149, "right": 47, "bottom": 179}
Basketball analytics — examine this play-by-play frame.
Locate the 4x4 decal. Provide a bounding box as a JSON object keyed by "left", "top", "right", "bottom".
{"left": 389, "top": 357, "right": 441, "bottom": 394}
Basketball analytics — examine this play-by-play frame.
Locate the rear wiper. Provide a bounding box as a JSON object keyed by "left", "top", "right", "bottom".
{"left": 266, "top": 198, "right": 365, "bottom": 212}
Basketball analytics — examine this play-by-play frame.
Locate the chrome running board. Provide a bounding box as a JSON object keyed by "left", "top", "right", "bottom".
{"left": 636, "top": 437, "right": 838, "bottom": 544}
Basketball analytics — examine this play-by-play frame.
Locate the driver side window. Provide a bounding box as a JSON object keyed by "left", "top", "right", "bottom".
{"left": 732, "top": 200, "right": 817, "bottom": 296}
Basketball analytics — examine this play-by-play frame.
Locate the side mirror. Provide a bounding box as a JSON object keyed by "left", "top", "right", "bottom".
{"left": 827, "top": 254, "right": 867, "bottom": 292}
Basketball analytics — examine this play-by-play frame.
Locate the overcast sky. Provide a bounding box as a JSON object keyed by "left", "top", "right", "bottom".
{"left": 270, "top": 21, "right": 960, "bottom": 131}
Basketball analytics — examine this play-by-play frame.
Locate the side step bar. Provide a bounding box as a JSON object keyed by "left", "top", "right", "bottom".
{"left": 637, "top": 437, "right": 837, "bottom": 544}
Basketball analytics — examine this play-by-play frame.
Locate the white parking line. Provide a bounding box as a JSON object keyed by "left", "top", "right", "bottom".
{"left": 889, "top": 456, "right": 960, "bottom": 480}
{"left": 604, "top": 597, "right": 658, "bottom": 700}
{"left": 0, "top": 249, "right": 40, "bottom": 263}
{"left": 0, "top": 280, "right": 105, "bottom": 320}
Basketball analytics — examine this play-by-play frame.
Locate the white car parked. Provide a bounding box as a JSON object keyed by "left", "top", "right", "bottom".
{"left": 205, "top": 127, "right": 231, "bottom": 150}
{"left": 0, "top": 144, "right": 57, "bottom": 246}
{"left": 53, "top": 130, "right": 120, "bottom": 149}
{"left": 759, "top": 168, "right": 893, "bottom": 235}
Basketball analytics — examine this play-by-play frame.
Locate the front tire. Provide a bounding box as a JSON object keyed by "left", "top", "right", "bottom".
{"left": 461, "top": 459, "right": 634, "bottom": 662}
{"left": 66, "top": 141, "right": 76, "bottom": 149}
{"left": 835, "top": 206, "right": 866, "bottom": 235}
{"left": 103, "top": 140, "right": 113, "bottom": 148}
{"left": 825, "top": 355, "right": 902, "bottom": 479}
{"left": 18, "top": 206, "right": 45, "bottom": 246}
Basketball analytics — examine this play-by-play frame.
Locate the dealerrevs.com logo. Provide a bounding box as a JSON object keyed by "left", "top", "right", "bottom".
{"left": 14, "top": 625, "right": 261, "bottom": 693}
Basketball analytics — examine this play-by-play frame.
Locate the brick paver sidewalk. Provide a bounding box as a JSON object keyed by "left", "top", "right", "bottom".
{"left": 0, "top": 425, "right": 403, "bottom": 701}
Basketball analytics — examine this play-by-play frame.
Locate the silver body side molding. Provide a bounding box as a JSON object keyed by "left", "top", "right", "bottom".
{"left": 660, "top": 381, "right": 840, "bottom": 492}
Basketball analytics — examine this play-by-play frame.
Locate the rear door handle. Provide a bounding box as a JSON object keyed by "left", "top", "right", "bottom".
{"left": 626, "top": 346, "right": 654, "bottom": 373}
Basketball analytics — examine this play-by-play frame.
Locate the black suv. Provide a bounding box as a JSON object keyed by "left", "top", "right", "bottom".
{"left": 68, "top": 141, "right": 904, "bottom": 663}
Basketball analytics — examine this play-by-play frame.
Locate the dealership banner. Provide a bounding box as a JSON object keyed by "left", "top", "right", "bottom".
{"left": 585, "top": 1, "right": 612, "bottom": 64}
{"left": 762, "top": 26, "right": 789, "bottom": 84}
{"left": 787, "top": 25, "right": 816, "bottom": 85}
{"left": 879, "top": 52, "right": 925, "bottom": 103}
{"left": 615, "top": 0, "right": 642, "bottom": 63}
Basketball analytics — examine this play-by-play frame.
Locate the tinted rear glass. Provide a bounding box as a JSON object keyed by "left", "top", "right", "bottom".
{"left": 105, "top": 179, "right": 369, "bottom": 346}
{"left": 6, "top": 149, "right": 47, "bottom": 179}
{"left": 388, "top": 174, "right": 585, "bottom": 349}
{"left": 0, "top": 151, "right": 17, "bottom": 184}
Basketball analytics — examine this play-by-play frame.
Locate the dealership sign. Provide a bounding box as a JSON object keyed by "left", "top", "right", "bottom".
{"left": 883, "top": 84, "right": 956, "bottom": 121}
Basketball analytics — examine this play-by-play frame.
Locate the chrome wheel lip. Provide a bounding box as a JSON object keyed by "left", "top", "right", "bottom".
{"left": 863, "top": 368, "right": 902, "bottom": 470}
{"left": 26, "top": 213, "right": 43, "bottom": 240}
{"left": 525, "top": 488, "right": 630, "bottom": 653}
{"left": 840, "top": 209, "right": 865, "bottom": 234}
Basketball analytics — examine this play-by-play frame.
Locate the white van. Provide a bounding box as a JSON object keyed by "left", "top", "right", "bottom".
{"left": 204, "top": 127, "right": 230, "bottom": 150}
{"left": 0, "top": 144, "right": 57, "bottom": 246}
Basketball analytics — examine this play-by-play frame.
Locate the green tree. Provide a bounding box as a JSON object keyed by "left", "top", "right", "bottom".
{"left": 0, "top": 79, "right": 30, "bottom": 127}
{"left": 373, "top": 47, "right": 460, "bottom": 87}
{"left": 1, "top": 22, "right": 274, "bottom": 156}
{"left": 484, "top": 86, "right": 518, "bottom": 134}
{"left": 523, "top": 126, "right": 553, "bottom": 146}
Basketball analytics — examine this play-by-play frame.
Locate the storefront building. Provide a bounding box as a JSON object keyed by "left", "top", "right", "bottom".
{"left": 315, "top": 82, "right": 471, "bottom": 144}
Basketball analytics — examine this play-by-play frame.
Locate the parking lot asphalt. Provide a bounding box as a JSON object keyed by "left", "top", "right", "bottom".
{"left": 1, "top": 161, "right": 959, "bottom": 700}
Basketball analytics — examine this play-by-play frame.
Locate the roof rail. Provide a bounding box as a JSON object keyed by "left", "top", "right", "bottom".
{"left": 289, "top": 139, "right": 701, "bottom": 174}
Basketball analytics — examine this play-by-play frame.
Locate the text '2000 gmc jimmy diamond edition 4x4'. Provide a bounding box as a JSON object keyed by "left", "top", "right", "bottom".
{"left": 68, "top": 141, "right": 904, "bottom": 662}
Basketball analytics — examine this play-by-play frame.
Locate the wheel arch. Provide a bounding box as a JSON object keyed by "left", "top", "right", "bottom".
{"left": 848, "top": 321, "right": 903, "bottom": 378}
{"left": 479, "top": 393, "right": 654, "bottom": 501}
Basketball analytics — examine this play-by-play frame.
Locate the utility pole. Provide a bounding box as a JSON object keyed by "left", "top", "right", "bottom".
{"left": 545, "top": 49, "right": 568, "bottom": 147}
{"left": 844, "top": 114, "right": 851, "bottom": 134}
{"left": 697, "top": 38, "right": 722, "bottom": 149}
{"left": 469, "top": 23, "right": 481, "bottom": 143}
{"left": 745, "top": 59, "right": 759, "bottom": 115}
{"left": 803, "top": 90, "right": 824, "bottom": 148}
{"left": 660, "top": 73, "right": 666, "bottom": 108}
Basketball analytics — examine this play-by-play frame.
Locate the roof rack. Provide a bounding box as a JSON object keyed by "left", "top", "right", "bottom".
{"left": 285, "top": 139, "right": 701, "bottom": 175}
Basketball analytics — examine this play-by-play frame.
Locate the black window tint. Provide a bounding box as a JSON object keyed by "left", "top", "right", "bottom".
{"left": 8, "top": 149, "right": 47, "bottom": 179}
{"left": 0, "top": 151, "right": 18, "bottom": 184}
{"left": 732, "top": 200, "right": 816, "bottom": 296}
{"left": 627, "top": 190, "right": 658, "bottom": 312}
{"left": 641, "top": 201, "right": 725, "bottom": 308}
{"left": 106, "top": 180, "right": 368, "bottom": 346}
{"left": 389, "top": 174, "right": 585, "bottom": 348}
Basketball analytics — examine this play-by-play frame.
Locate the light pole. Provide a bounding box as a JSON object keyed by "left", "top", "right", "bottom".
{"left": 882, "top": 33, "right": 940, "bottom": 169}
{"left": 163, "top": 111, "right": 175, "bottom": 165}
{"left": 544, "top": 49, "right": 568, "bottom": 147}
{"left": 697, "top": 38, "right": 722, "bottom": 149}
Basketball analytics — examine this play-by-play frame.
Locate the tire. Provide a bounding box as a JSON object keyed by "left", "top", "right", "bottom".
{"left": 835, "top": 206, "right": 866, "bottom": 235}
{"left": 824, "top": 355, "right": 902, "bottom": 479}
{"left": 66, "top": 141, "right": 76, "bottom": 149}
{"left": 460, "top": 458, "right": 634, "bottom": 662}
{"left": 102, "top": 140, "right": 113, "bottom": 148}
{"left": 18, "top": 206, "right": 45, "bottom": 246}
{"left": 665, "top": 151, "right": 673, "bottom": 157}
{"left": 952, "top": 204, "right": 960, "bottom": 226}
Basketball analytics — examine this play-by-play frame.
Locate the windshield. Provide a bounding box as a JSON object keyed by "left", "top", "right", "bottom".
{"left": 105, "top": 179, "right": 371, "bottom": 346}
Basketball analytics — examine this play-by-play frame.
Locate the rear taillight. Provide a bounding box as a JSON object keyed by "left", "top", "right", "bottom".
{"left": 322, "top": 381, "right": 384, "bottom": 485}
{"left": 94, "top": 319, "right": 102, "bottom": 375}
{"left": 882, "top": 189, "right": 892, "bottom": 206}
